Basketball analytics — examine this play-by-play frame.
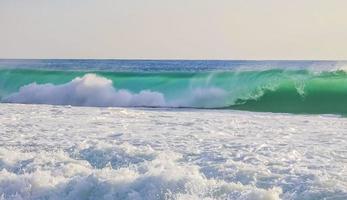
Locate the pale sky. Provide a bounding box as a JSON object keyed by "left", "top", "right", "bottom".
{"left": 0, "top": 0, "right": 347, "bottom": 59}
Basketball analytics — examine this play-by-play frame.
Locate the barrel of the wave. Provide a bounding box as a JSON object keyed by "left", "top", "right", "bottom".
{"left": 229, "top": 70, "right": 347, "bottom": 115}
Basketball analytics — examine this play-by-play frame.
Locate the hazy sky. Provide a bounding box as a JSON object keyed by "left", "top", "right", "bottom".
{"left": 1, "top": 0, "right": 347, "bottom": 59}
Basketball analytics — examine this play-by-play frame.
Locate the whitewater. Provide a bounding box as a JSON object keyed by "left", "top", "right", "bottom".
{"left": 0, "top": 104, "right": 346, "bottom": 200}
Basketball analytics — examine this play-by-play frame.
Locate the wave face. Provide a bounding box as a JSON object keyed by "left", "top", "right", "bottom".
{"left": 1, "top": 60, "right": 347, "bottom": 115}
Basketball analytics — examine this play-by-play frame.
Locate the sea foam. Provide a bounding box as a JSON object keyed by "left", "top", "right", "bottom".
{"left": 0, "top": 145, "right": 282, "bottom": 200}
{"left": 1, "top": 104, "right": 346, "bottom": 199}
{"left": 3, "top": 74, "right": 229, "bottom": 109}
{"left": 3, "top": 74, "right": 166, "bottom": 107}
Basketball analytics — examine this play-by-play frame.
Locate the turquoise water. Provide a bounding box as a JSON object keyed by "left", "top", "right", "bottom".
{"left": 1, "top": 60, "right": 347, "bottom": 114}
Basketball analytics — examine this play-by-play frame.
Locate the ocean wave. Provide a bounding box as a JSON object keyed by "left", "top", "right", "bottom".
{"left": 2, "top": 74, "right": 166, "bottom": 107}
{"left": 1, "top": 69, "right": 347, "bottom": 114}
{"left": 2, "top": 73, "right": 230, "bottom": 109}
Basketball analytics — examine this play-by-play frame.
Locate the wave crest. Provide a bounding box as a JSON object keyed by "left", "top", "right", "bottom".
{"left": 2, "top": 70, "right": 347, "bottom": 114}
{"left": 3, "top": 74, "right": 166, "bottom": 107}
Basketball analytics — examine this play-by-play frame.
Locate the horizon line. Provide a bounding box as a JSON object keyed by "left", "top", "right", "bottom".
{"left": 0, "top": 58, "right": 346, "bottom": 62}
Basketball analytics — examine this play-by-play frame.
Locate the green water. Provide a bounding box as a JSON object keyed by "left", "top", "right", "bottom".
{"left": 1, "top": 68, "right": 347, "bottom": 114}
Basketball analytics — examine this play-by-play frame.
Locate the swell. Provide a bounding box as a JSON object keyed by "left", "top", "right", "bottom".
{"left": 1, "top": 68, "right": 347, "bottom": 115}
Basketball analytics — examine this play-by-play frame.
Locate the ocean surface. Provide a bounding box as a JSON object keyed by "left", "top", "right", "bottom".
{"left": 0, "top": 60, "right": 347, "bottom": 200}
{"left": 1, "top": 59, "right": 347, "bottom": 114}
{"left": 0, "top": 104, "right": 346, "bottom": 200}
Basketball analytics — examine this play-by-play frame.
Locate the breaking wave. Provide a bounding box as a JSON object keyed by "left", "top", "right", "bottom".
{"left": 1, "top": 68, "right": 347, "bottom": 114}
{"left": 3, "top": 74, "right": 166, "bottom": 107}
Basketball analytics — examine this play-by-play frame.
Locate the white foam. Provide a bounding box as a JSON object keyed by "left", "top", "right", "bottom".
{"left": 3, "top": 74, "right": 166, "bottom": 107}
{"left": 0, "top": 146, "right": 282, "bottom": 200}
{"left": 1, "top": 104, "right": 346, "bottom": 199}
{"left": 3, "top": 74, "right": 232, "bottom": 109}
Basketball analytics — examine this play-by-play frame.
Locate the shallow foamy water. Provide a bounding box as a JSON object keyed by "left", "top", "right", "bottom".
{"left": 0, "top": 104, "right": 346, "bottom": 200}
